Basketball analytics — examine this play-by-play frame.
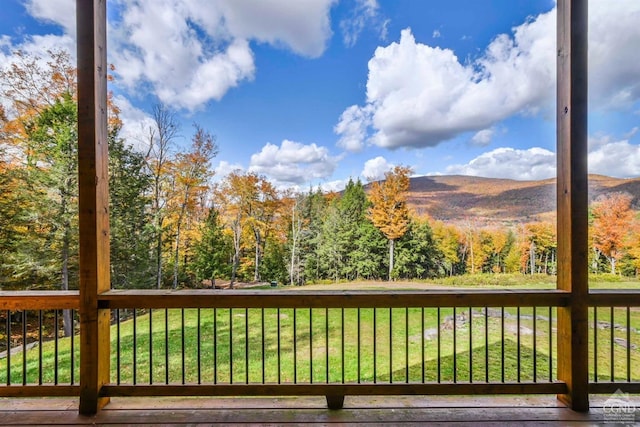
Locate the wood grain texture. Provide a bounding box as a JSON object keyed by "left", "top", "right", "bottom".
{"left": 99, "top": 289, "right": 570, "bottom": 309}
{"left": 556, "top": 0, "right": 589, "bottom": 412}
{"left": 0, "top": 292, "right": 79, "bottom": 310}
{"left": 76, "top": 0, "right": 111, "bottom": 415}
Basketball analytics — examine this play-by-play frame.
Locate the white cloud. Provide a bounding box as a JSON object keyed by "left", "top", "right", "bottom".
{"left": 200, "top": 0, "right": 336, "bottom": 58}
{"left": 589, "top": 139, "right": 640, "bottom": 178}
{"left": 248, "top": 139, "right": 339, "bottom": 187}
{"left": 444, "top": 134, "right": 640, "bottom": 180}
{"left": 106, "top": 0, "right": 338, "bottom": 110}
{"left": 446, "top": 147, "right": 556, "bottom": 181}
{"left": 336, "top": 1, "right": 640, "bottom": 151}
{"left": 335, "top": 104, "right": 372, "bottom": 152}
{"left": 7, "top": 0, "right": 337, "bottom": 111}
{"left": 432, "top": 30, "right": 441, "bottom": 39}
{"left": 589, "top": 0, "right": 640, "bottom": 109}
{"left": 25, "top": 0, "right": 76, "bottom": 35}
{"left": 112, "top": 94, "right": 156, "bottom": 152}
{"left": 471, "top": 128, "right": 495, "bottom": 147}
{"left": 340, "top": 0, "right": 383, "bottom": 47}
{"left": 361, "top": 156, "right": 393, "bottom": 181}
{"left": 214, "top": 160, "right": 245, "bottom": 179}
{"left": 318, "top": 179, "right": 350, "bottom": 193}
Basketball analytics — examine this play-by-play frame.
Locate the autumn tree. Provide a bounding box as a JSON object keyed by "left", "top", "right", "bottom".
{"left": 144, "top": 104, "right": 178, "bottom": 288}
{"left": 166, "top": 125, "right": 217, "bottom": 288}
{"left": 215, "top": 174, "right": 244, "bottom": 287}
{"left": 432, "top": 220, "right": 463, "bottom": 276}
{"left": 283, "top": 192, "right": 308, "bottom": 285}
{"left": 249, "top": 176, "right": 278, "bottom": 282}
{"left": 368, "top": 166, "right": 412, "bottom": 280}
{"left": 591, "top": 193, "right": 634, "bottom": 274}
{"left": 521, "top": 222, "right": 556, "bottom": 275}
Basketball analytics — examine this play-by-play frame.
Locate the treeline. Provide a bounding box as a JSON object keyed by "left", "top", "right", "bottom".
{"left": 1, "top": 50, "right": 639, "bottom": 291}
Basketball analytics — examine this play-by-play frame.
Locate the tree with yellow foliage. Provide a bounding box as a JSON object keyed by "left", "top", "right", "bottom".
{"left": 367, "top": 166, "right": 412, "bottom": 280}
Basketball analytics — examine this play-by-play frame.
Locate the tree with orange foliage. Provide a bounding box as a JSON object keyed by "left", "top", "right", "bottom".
{"left": 215, "top": 171, "right": 278, "bottom": 286}
{"left": 167, "top": 124, "right": 217, "bottom": 288}
{"left": 367, "top": 166, "right": 411, "bottom": 280}
{"left": 591, "top": 192, "right": 634, "bottom": 274}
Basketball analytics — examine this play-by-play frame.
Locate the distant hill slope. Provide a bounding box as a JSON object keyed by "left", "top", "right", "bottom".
{"left": 404, "top": 175, "right": 640, "bottom": 225}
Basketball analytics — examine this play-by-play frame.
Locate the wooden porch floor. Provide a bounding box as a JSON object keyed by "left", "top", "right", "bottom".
{"left": 0, "top": 395, "right": 612, "bottom": 426}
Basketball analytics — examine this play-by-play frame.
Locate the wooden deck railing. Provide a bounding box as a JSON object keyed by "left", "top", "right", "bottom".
{"left": 3, "top": 288, "right": 640, "bottom": 408}
{"left": 0, "top": 0, "right": 595, "bottom": 416}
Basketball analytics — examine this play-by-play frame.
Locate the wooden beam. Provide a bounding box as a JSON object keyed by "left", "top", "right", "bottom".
{"left": 588, "top": 290, "right": 640, "bottom": 307}
{"left": 77, "top": 0, "right": 111, "bottom": 416}
{"left": 98, "top": 289, "right": 570, "bottom": 309}
{"left": 556, "top": 0, "right": 589, "bottom": 412}
{"left": 0, "top": 385, "right": 79, "bottom": 397}
{"left": 0, "top": 291, "right": 79, "bottom": 310}
{"left": 101, "top": 382, "right": 568, "bottom": 398}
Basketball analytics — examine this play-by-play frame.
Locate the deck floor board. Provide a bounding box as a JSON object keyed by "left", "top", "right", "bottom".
{"left": 0, "top": 396, "right": 612, "bottom": 425}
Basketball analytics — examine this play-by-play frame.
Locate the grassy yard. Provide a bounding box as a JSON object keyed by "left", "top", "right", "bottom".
{"left": 2, "top": 277, "right": 640, "bottom": 386}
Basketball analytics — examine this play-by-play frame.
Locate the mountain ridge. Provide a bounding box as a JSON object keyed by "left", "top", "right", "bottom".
{"left": 403, "top": 174, "right": 640, "bottom": 226}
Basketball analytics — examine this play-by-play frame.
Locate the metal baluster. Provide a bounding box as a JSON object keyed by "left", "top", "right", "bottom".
{"left": 357, "top": 308, "right": 361, "bottom": 384}
{"left": 389, "top": 308, "right": 393, "bottom": 384}
{"left": 165, "top": 309, "right": 169, "bottom": 384}
{"left": 116, "top": 309, "right": 121, "bottom": 385}
{"left": 421, "top": 307, "right": 425, "bottom": 384}
{"left": 517, "top": 307, "right": 521, "bottom": 383}
{"left": 277, "top": 308, "right": 281, "bottom": 384}
{"left": 325, "top": 308, "right": 329, "bottom": 384}
{"left": 437, "top": 307, "right": 441, "bottom": 383}
{"left": 405, "top": 307, "right": 409, "bottom": 383}
{"left": 484, "top": 307, "right": 489, "bottom": 383}
{"left": 373, "top": 307, "right": 377, "bottom": 384}
{"left": 54, "top": 310, "right": 58, "bottom": 385}
{"left": 627, "top": 307, "right": 631, "bottom": 383}
{"left": 468, "top": 307, "right": 472, "bottom": 383}
{"left": 197, "top": 309, "right": 202, "bottom": 385}
{"left": 309, "top": 308, "right": 313, "bottom": 384}
{"left": 341, "top": 308, "right": 345, "bottom": 384}
{"left": 21, "top": 310, "right": 26, "bottom": 385}
{"left": 293, "top": 309, "right": 297, "bottom": 384}
{"left": 610, "top": 306, "right": 615, "bottom": 382}
{"left": 533, "top": 307, "right": 537, "bottom": 382}
{"left": 501, "top": 307, "right": 505, "bottom": 383}
{"left": 38, "top": 310, "right": 43, "bottom": 385}
{"left": 453, "top": 307, "right": 457, "bottom": 384}
{"left": 261, "top": 308, "right": 265, "bottom": 384}
{"left": 245, "top": 308, "right": 249, "bottom": 385}
{"left": 229, "top": 309, "right": 233, "bottom": 384}
{"left": 149, "top": 309, "right": 153, "bottom": 384}
{"left": 181, "top": 309, "right": 185, "bottom": 385}
{"left": 133, "top": 309, "right": 137, "bottom": 385}
{"left": 213, "top": 308, "right": 217, "bottom": 384}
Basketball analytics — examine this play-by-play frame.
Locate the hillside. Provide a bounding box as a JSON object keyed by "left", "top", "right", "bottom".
{"left": 405, "top": 174, "right": 640, "bottom": 226}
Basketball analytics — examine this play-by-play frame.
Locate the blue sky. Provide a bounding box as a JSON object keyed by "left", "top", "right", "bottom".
{"left": 1, "top": 0, "right": 639, "bottom": 191}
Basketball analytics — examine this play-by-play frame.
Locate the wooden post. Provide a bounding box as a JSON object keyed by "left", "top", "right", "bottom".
{"left": 77, "top": 0, "right": 111, "bottom": 415}
{"left": 556, "top": 0, "right": 589, "bottom": 412}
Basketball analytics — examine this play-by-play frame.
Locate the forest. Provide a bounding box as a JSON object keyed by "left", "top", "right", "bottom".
{"left": 1, "top": 50, "right": 639, "bottom": 292}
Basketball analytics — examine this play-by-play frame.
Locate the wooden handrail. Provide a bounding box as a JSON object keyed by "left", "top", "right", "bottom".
{"left": 588, "top": 290, "right": 640, "bottom": 307}
{"left": 5, "top": 289, "right": 640, "bottom": 310}
{"left": 0, "top": 291, "right": 79, "bottom": 310}
{"left": 98, "top": 289, "right": 571, "bottom": 309}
